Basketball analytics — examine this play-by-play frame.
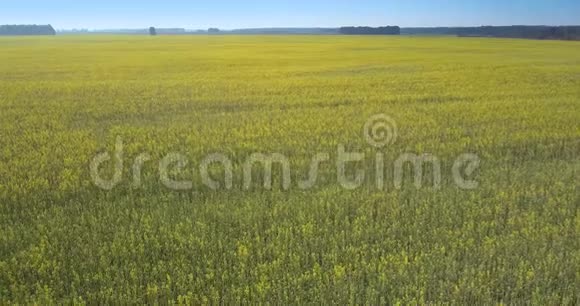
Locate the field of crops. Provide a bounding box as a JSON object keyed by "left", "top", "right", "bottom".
{"left": 0, "top": 35, "right": 578, "bottom": 304}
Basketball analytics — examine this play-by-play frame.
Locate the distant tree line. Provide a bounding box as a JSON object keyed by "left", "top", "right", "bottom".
{"left": 0, "top": 25, "right": 56, "bottom": 36}
{"left": 340, "top": 26, "right": 400, "bottom": 35}
{"left": 228, "top": 28, "right": 339, "bottom": 35}
{"left": 401, "top": 26, "right": 580, "bottom": 40}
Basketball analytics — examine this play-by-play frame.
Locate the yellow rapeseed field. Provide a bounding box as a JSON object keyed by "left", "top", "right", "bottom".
{"left": 0, "top": 35, "right": 579, "bottom": 304}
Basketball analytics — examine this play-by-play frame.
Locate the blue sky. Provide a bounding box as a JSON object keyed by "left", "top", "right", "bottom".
{"left": 2, "top": 0, "right": 579, "bottom": 30}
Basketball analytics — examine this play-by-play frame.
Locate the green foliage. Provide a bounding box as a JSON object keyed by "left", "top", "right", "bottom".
{"left": 0, "top": 35, "right": 578, "bottom": 304}
{"left": 402, "top": 26, "right": 580, "bottom": 40}
{"left": 339, "top": 26, "right": 400, "bottom": 35}
{"left": 0, "top": 24, "right": 56, "bottom": 36}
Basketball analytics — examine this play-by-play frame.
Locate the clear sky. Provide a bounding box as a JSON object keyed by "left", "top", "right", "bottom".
{"left": 2, "top": 0, "right": 580, "bottom": 30}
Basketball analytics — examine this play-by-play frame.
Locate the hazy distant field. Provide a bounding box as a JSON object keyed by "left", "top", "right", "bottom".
{"left": 0, "top": 35, "right": 578, "bottom": 304}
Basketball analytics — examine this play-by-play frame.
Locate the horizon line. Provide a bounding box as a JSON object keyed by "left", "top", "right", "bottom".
{"left": 50, "top": 24, "right": 580, "bottom": 31}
